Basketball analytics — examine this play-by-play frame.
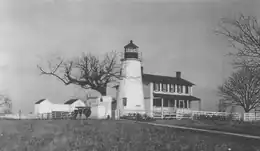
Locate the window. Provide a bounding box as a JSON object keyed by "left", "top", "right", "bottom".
{"left": 176, "top": 100, "right": 179, "bottom": 108}
{"left": 162, "top": 83, "right": 167, "bottom": 92}
{"left": 123, "top": 98, "right": 127, "bottom": 106}
{"left": 185, "top": 86, "right": 189, "bottom": 94}
{"left": 153, "top": 99, "right": 161, "bottom": 107}
{"left": 179, "top": 101, "right": 184, "bottom": 108}
{"left": 153, "top": 83, "right": 160, "bottom": 91}
{"left": 180, "top": 85, "right": 183, "bottom": 93}
{"left": 163, "top": 99, "right": 168, "bottom": 107}
{"left": 170, "top": 84, "right": 175, "bottom": 93}
{"left": 169, "top": 99, "right": 174, "bottom": 107}
{"left": 184, "top": 100, "right": 187, "bottom": 108}
{"left": 177, "top": 85, "right": 182, "bottom": 93}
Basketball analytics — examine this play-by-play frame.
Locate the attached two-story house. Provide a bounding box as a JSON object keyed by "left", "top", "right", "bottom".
{"left": 114, "top": 70, "right": 201, "bottom": 117}
{"left": 142, "top": 69, "right": 201, "bottom": 117}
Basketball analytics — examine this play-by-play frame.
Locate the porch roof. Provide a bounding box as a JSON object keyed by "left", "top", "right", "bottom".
{"left": 153, "top": 93, "right": 201, "bottom": 101}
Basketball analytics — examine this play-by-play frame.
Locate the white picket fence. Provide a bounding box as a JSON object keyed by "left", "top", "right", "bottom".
{"left": 118, "top": 109, "right": 243, "bottom": 120}
{"left": 244, "top": 113, "right": 260, "bottom": 121}
{"left": 1, "top": 110, "right": 259, "bottom": 122}
{"left": 175, "top": 109, "right": 242, "bottom": 120}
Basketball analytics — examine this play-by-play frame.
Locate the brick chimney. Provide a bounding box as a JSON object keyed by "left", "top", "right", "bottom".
{"left": 176, "top": 71, "right": 181, "bottom": 79}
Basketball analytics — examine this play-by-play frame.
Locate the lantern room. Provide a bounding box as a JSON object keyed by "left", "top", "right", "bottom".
{"left": 124, "top": 40, "right": 140, "bottom": 60}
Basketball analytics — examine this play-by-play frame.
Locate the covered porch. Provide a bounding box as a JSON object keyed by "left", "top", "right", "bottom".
{"left": 152, "top": 94, "right": 201, "bottom": 118}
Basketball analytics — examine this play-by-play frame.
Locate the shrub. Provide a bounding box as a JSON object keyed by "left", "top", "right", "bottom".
{"left": 121, "top": 113, "right": 156, "bottom": 122}
{"left": 192, "top": 113, "right": 240, "bottom": 122}
{"left": 71, "top": 107, "right": 92, "bottom": 120}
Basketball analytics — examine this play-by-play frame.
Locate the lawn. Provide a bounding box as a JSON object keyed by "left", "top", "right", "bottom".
{"left": 0, "top": 119, "right": 259, "bottom": 151}
{"left": 152, "top": 119, "right": 260, "bottom": 136}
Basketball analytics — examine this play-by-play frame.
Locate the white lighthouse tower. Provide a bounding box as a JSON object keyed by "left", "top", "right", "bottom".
{"left": 117, "top": 40, "right": 145, "bottom": 116}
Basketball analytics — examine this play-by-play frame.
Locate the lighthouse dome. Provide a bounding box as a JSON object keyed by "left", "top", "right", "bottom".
{"left": 124, "top": 40, "right": 139, "bottom": 49}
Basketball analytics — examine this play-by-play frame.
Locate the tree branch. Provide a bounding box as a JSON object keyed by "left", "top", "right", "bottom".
{"left": 37, "top": 51, "right": 121, "bottom": 95}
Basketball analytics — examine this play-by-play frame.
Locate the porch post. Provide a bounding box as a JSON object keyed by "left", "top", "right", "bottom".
{"left": 161, "top": 97, "right": 164, "bottom": 119}
{"left": 187, "top": 100, "right": 189, "bottom": 109}
{"left": 174, "top": 99, "right": 177, "bottom": 109}
{"left": 150, "top": 82, "right": 154, "bottom": 117}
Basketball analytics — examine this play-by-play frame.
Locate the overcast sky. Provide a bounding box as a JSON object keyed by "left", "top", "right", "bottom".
{"left": 1, "top": 0, "right": 259, "bottom": 113}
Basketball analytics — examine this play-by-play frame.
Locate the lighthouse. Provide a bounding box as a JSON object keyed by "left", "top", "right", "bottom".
{"left": 117, "top": 40, "right": 145, "bottom": 116}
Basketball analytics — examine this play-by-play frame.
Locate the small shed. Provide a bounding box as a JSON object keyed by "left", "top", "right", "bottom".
{"left": 34, "top": 99, "right": 52, "bottom": 114}
{"left": 87, "top": 96, "right": 113, "bottom": 119}
{"left": 64, "top": 99, "right": 86, "bottom": 112}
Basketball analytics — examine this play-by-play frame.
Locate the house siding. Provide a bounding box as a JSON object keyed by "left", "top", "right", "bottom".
{"left": 34, "top": 99, "right": 53, "bottom": 114}
{"left": 69, "top": 100, "right": 86, "bottom": 112}
{"left": 142, "top": 81, "right": 153, "bottom": 116}
{"left": 143, "top": 81, "right": 151, "bottom": 98}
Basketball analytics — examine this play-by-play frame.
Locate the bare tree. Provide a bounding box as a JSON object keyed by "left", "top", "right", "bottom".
{"left": 0, "top": 94, "right": 12, "bottom": 114}
{"left": 37, "top": 51, "right": 121, "bottom": 96}
{"left": 218, "top": 66, "right": 260, "bottom": 112}
{"left": 216, "top": 14, "right": 260, "bottom": 68}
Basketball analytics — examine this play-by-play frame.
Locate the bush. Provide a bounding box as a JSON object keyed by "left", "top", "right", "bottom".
{"left": 120, "top": 113, "right": 156, "bottom": 122}
{"left": 192, "top": 113, "right": 239, "bottom": 122}
{"left": 71, "top": 107, "right": 92, "bottom": 120}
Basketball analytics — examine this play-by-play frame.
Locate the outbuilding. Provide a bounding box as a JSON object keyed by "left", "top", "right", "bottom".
{"left": 34, "top": 99, "right": 52, "bottom": 114}
{"left": 64, "top": 99, "right": 86, "bottom": 112}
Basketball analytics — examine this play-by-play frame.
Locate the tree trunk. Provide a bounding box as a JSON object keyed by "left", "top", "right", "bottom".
{"left": 244, "top": 108, "right": 251, "bottom": 113}
{"left": 96, "top": 87, "right": 107, "bottom": 96}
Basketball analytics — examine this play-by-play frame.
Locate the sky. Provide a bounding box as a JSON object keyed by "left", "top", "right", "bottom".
{"left": 1, "top": 0, "right": 260, "bottom": 113}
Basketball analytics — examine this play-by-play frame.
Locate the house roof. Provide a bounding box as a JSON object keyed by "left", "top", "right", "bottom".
{"left": 64, "top": 99, "right": 79, "bottom": 104}
{"left": 124, "top": 40, "right": 139, "bottom": 49}
{"left": 153, "top": 93, "right": 200, "bottom": 101}
{"left": 35, "top": 99, "right": 47, "bottom": 104}
{"left": 142, "top": 73, "right": 195, "bottom": 86}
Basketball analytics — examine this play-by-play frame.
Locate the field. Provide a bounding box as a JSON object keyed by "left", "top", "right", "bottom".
{"left": 0, "top": 119, "right": 259, "bottom": 151}
{"left": 152, "top": 119, "right": 260, "bottom": 136}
